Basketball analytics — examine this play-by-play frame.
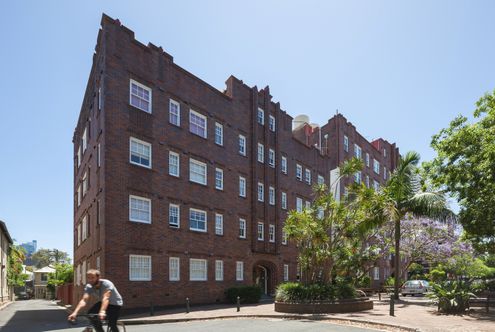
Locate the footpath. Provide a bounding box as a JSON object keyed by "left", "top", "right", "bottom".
{"left": 118, "top": 296, "right": 495, "bottom": 332}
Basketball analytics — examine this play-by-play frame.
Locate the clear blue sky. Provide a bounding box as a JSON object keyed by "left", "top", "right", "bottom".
{"left": 1, "top": 1, "right": 494, "bottom": 259}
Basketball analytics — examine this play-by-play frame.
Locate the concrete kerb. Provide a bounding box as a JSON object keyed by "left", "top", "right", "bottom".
{"left": 120, "top": 314, "right": 419, "bottom": 332}
{"left": 0, "top": 301, "right": 13, "bottom": 311}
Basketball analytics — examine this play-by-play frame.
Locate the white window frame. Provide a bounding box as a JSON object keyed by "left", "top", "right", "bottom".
{"left": 215, "top": 168, "right": 224, "bottom": 190}
{"left": 317, "top": 175, "right": 324, "bottom": 185}
{"left": 239, "top": 176, "right": 246, "bottom": 197}
{"left": 169, "top": 257, "right": 180, "bottom": 281}
{"left": 373, "top": 159, "right": 380, "bottom": 174}
{"left": 189, "top": 109, "right": 207, "bottom": 138}
{"left": 281, "top": 192, "right": 287, "bottom": 210}
{"left": 189, "top": 158, "right": 207, "bottom": 185}
{"left": 354, "top": 144, "right": 362, "bottom": 159}
{"left": 373, "top": 266, "right": 380, "bottom": 280}
{"left": 257, "top": 182, "right": 264, "bottom": 202}
{"left": 169, "top": 151, "right": 180, "bottom": 177}
{"left": 383, "top": 167, "right": 387, "bottom": 180}
{"left": 129, "top": 254, "right": 152, "bottom": 281}
{"left": 366, "top": 153, "right": 370, "bottom": 167}
{"left": 269, "top": 115, "right": 275, "bottom": 131}
{"left": 77, "top": 223, "right": 81, "bottom": 246}
{"left": 98, "top": 86, "right": 102, "bottom": 111}
{"left": 239, "top": 134, "right": 246, "bottom": 156}
{"left": 215, "top": 213, "right": 223, "bottom": 235}
{"left": 282, "top": 230, "right": 288, "bottom": 245}
{"left": 305, "top": 169, "right": 311, "bottom": 185}
{"left": 129, "top": 195, "right": 152, "bottom": 224}
{"left": 268, "top": 149, "right": 275, "bottom": 167}
{"left": 383, "top": 148, "right": 387, "bottom": 157}
{"left": 296, "top": 197, "right": 303, "bottom": 212}
{"left": 169, "top": 99, "right": 181, "bottom": 126}
{"left": 77, "top": 145, "right": 82, "bottom": 168}
{"left": 257, "top": 143, "right": 264, "bottom": 163}
{"left": 374, "top": 180, "right": 380, "bottom": 191}
{"left": 354, "top": 171, "right": 361, "bottom": 184}
{"left": 189, "top": 208, "right": 207, "bottom": 232}
{"left": 189, "top": 259, "right": 208, "bottom": 281}
{"left": 81, "top": 215, "right": 88, "bottom": 241}
{"left": 236, "top": 261, "right": 244, "bottom": 281}
{"left": 215, "top": 122, "right": 223, "bottom": 146}
{"left": 343, "top": 135, "right": 349, "bottom": 152}
{"left": 296, "top": 164, "right": 302, "bottom": 181}
{"left": 366, "top": 175, "right": 370, "bottom": 188}
{"left": 130, "top": 137, "right": 152, "bottom": 169}
{"left": 97, "top": 143, "right": 101, "bottom": 168}
{"left": 82, "top": 127, "right": 87, "bottom": 153}
{"left": 284, "top": 264, "right": 289, "bottom": 281}
{"left": 269, "top": 224, "right": 275, "bottom": 242}
{"left": 269, "top": 186, "right": 275, "bottom": 205}
{"left": 169, "top": 203, "right": 180, "bottom": 228}
{"left": 281, "top": 156, "right": 287, "bottom": 174}
{"left": 257, "top": 108, "right": 264, "bottom": 125}
{"left": 215, "top": 260, "right": 224, "bottom": 281}
{"left": 257, "top": 222, "right": 264, "bottom": 241}
{"left": 77, "top": 184, "right": 81, "bottom": 207}
{"left": 82, "top": 171, "right": 88, "bottom": 196}
{"left": 239, "top": 218, "right": 246, "bottom": 238}
{"left": 129, "top": 79, "right": 152, "bottom": 113}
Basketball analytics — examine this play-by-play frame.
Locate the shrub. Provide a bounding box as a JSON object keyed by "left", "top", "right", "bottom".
{"left": 428, "top": 280, "right": 475, "bottom": 314}
{"left": 428, "top": 269, "right": 447, "bottom": 282}
{"left": 226, "top": 285, "right": 261, "bottom": 304}
{"left": 275, "top": 281, "right": 356, "bottom": 303}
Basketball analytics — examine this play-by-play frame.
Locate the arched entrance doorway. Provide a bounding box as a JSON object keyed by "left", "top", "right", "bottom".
{"left": 252, "top": 261, "right": 276, "bottom": 296}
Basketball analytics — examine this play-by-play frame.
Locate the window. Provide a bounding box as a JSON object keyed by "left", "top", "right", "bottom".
{"left": 281, "top": 156, "right": 287, "bottom": 174}
{"left": 130, "top": 79, "right": 152, "bottom": 113}
{"left": 77, "top": 184, "right": 81, "bottom": 207}
{"left": 268, "top": 149, "right": 275, "bottom": 167}
{"left": 81, "top": 215, "right": 88, "bottom": 241}
{"left": 269, "top": 186, "right": 275, "bottom": 205}
{"left": 373, "top": 180, "right": 380, "bottom": 191}
{"left": 169, "top": 257, "right": 180, "bottom": 281}
{"left": 354, "top": 144, "right": 362, "bottom": 159}
{"left": 383, "top": 148, "right": 387, "bottom": 158}
{"left": 169, "top": 204, "right": 180, "bottom": 228}
{"left": 97, "top": 143, "right": 101, "bottom": 168}
{"left": 189, "top": 159, "right": 207, "bottom": 185}
{"left": 282, "top": 230, "right": 288, "bottom": 245}
{"left": 236, "top": 261, "right": 244, "bottom": 281}
{"left": 305, "top": 201, "right": 311, "bottom": 209}
{"left": 354, "top": 171, "right": 361, "bottom": 184}
{"left": 82, "top": 127, "right": 87, "bottom": 153}
{"left": 189, "top": 110, "right": 207, "bottom": 138}
{"left": 82, "top": 171, "right": 88, "bottom": 196}
{"left": 317, "top": 207, "right": 324, "bottom": 219}
{"left": 257, "top": 182, "right": 264, "bottom": 202}
{"left": 366, "top": 153, "right": 370, "bottom": 167}
{"left": 343, "top": 135, "right": 349, "bottom": 152}
{"left": 257, "top": 222, "right": 264, "bottom": 241}
{"left": 98, "top": 86, "right": 102, "bottom": 111}
{"left": 281, "top": 192, "right": 287, "bottom": 210}
{"left": 130, "top": 137, "right": 152, "bottom": 168}
{"left": 296, "top": 197, "right": 303, "bottom": 212}
{"left": 215, "top": 122, "right": 223, "bottom": 146}
{"left": 239, "top": 135, "right": 246, "bottom": 156}
{"left": 129, "top": 255, "right": 152, "bottom": 281}
{"left": 239, "top": 176, "right": 246, "bottom": 197}
{"left": 129, "top": 195, "right": 151, "bottom": 224}
{"left": 215, "top": 168, "right": 223, "bottom": 190}
{"left": 96, "top": 199, "right": 101, "bottom": 225}
{"left": 318, "top": 175, "right": 324, "bottom": 185}
{"left": 269, "top": 115, "right": 275, "bottom": 131}
{"left": 190, "top": 259, "right": 207, "bottom": 281}
{"left": 383, "top": 167, "right": 387, "bottom": 180}
{"left": 269, "top": 224, "right": 275, "bottom": 242}
{"left": 257, "top": 108, "right": 264, "bottom": 125}
{"left": 284, "top": 264, "right": 289, "bottom": 281}
{"left": 169, "top": 99, "right": 180, "bottom": 126}
{"left": 189, "top": 208, "right": 207, "bottom": 232}
{"left": 168, "top": 151, "right": 180, "bottom": 177}
{"left": 296, "top": 164, "right": 302, "bottom": 181}
{"left": 305, "top": 169, "right": 311, "bottom": 185}
{"left": 257, "top": 143, "right": 264, "bottom": 163}
{"left": 239, "top": 218, "right": 246, "bottom": 238}
{"left": 215, "top": 260, "right": 223, "bottom": 281}
{"left": 215, "top": 214, "right": 223, "bottom": 235}
{"left": 365, "top": 175, "right": 370, "bottom": 188}
{"left": 81, "top": 261, "right": 86, "bottom": 284}
{"left": 77, "top": 145, "right": 81, "bottom": 168}
{"left": 96, "top": 256, "right": 100, "bottom": 271}
{"left": 373, "top": 266, "right": 380, "bottom": 280}
{"left": 373, "top": 159, "right": 380, "bottom": 174}
{"left": 77, "top": 223, "right": 81, "bottom": 246}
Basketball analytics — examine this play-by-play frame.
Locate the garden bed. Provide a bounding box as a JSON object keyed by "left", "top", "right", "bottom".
{"left": 275, "top": 298, "right": 373, "bottom": 313}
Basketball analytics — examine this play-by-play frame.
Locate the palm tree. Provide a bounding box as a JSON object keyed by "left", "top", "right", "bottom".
{"left": 381, "top": 151, "right": 451, "bottom": 299}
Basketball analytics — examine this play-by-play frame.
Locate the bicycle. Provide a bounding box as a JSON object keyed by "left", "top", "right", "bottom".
{"left": 69, "top": 313, "right": 126, "bottom": 332}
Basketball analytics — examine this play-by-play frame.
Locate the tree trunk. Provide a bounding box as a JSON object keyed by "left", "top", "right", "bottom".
{"left": 394, "top": 218, "right": 401, "bottom": 300}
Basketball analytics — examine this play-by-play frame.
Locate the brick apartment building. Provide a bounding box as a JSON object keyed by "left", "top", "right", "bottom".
{"left": 72, "top": 14, "right": 399, "bottom": 309}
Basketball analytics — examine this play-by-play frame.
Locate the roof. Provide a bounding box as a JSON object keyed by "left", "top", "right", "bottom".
{"left": 0, "top": 220, "right": 13, "bottom": 244}
{"left": 34, "top": 266, "right": 56, "bottom": 274}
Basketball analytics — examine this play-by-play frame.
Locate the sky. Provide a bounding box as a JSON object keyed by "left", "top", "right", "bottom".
{"left": 0, "top": 1, "right": 494, "bottom": 259}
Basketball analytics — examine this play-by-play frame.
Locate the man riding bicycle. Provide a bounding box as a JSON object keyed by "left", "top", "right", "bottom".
{"left": 68, "top": 269, "right": 123, "bottom": 332}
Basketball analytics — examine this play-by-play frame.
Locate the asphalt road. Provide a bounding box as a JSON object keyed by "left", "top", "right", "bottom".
{"left": 0, "top": 300, "right": 378, "bottom": 332}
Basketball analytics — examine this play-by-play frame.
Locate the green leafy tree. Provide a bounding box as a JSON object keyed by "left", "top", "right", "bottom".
{"left": 7, "top": 245, "right": 28, "bottom": 287}
{"left": 423, "top": 89, "right": 495, "bottom": 253}
{"left": 47, "top": 263, "right": 74, "bottom": 293}
{"left": 31, "top": 248, "right": 70, "bottom": 268}
{"left": 378, "top": 151, "right": 451, "bottom": 299}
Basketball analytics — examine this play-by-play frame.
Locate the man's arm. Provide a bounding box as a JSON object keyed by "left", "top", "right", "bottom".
{"left": 68, "top": 293, "right": 90, "bottom": 321}
{"left": 98, "top": 290, "right": 112, "bottom": 320}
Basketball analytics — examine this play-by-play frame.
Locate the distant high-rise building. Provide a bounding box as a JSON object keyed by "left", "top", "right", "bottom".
{"left": 20, "top": 240, "right": 37, "bottom": 257}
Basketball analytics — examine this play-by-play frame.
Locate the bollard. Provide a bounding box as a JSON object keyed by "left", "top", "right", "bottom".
{"left": 378, "top": 291, "right": 381, "bottom": 301}
{"left": 389, "top": 296, "right": 394, "bottom": 316}
{"left": 150, "top": 301, "right": 154, "bottom": 316}
{"left": 237, "top": 296, "right": 240, "bottom": 312}
{"left": 186, "top": 297, "right": 190, "bottom": 313}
